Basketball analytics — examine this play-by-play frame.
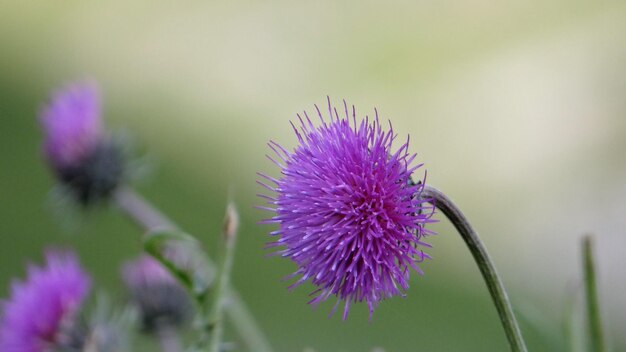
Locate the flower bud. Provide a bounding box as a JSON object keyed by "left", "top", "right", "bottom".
{"left": 122, "top": 255, "right": 192, "bottom": 333}
{"left": 223, "top": 202, "right": 239, "bottom": 241}
{"left": 40, "top": 82, "right": 125, "bottom": 206}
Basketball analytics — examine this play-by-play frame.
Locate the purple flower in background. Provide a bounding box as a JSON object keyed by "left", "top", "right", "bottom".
{"left": 258, "top": 99, "right": 434, "bottom": 319}
{"left": 40, "top": 82, "right": 103, "bottom": 170}
{"left": 0, "top": 251, "right": 91, "bottom": 352}
{"left": 123, "top": 255, "right": 177, "bottom": 289}
{"left": 39, "top": 81, "right": 125, "bottom": 205}
{"left": 123, "top": 255, "right": 192, "bottom": 332}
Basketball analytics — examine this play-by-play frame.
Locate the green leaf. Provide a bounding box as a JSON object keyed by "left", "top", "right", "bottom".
{"left": 143, "top": 230, "right": 214, "bottom": 300}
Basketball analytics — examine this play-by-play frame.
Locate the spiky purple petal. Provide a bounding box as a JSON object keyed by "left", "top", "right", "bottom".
{"left": 0, "top": 250, "right": 91, "bottom": 352}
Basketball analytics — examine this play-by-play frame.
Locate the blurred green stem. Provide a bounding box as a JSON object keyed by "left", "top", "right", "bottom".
{"left": 563, "top": 285, "right": 584, "bottom": 352}
{"left": 421, "top": 185, "right": 528, "bottom": 352}
{"left": 207, "top": 203, "right": 239, "bottom": 352}
{"left": 114, "top": 186, "right": 177, "bottom": 232}
{"left": 114, "top": 186, "right": 274, "bottom": 352}
{"left": 582, "top": 235, "right": 606, "bottom": 352}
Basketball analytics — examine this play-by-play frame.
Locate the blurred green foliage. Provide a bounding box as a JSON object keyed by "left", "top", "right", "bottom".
{"left": 1, "top": 1, "right": 625, "bottom": 351}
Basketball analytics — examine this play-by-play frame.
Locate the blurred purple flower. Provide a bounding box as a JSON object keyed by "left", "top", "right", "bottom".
{"left": 122, "top": 255, "right": 192, "bottom": 332}
{"left": 123, "top": 255, "right": 177, "bottom": 289}
{"left": 40, "top": 82, "right": 103, "bottom": 170}
{"left": 0, "top": 251, "right": 91, "bottom": 352}
{"left": 258, "top": 99, "right": 435, "bottom": 319}
{"left": 39, "top": 81, "right": 125, "bottom": 206}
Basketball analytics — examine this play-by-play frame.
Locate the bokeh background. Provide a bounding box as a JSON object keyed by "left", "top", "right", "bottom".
{"left": 1, "top": 1, "right": 625, "bottom": 351}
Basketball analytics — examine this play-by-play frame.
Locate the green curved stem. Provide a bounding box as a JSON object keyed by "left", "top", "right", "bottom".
{"left": 421, "top": 185, "right": 528, "bottom": 352}
{"left": 114, "top": 186, "right": 274, "bottom": 352}
{"left": 582, "top": 235, "right": 606, "bottom": 352}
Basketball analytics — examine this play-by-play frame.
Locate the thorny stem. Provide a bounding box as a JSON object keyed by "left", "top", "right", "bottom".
{"left": 113, "top": 186, "right": 274, "bottom": 352}
{"left": 421, "top": 185, "right": 528, "bottom": 352}
{"left": 582, "top": 235, "right": 606, "bottom": 352}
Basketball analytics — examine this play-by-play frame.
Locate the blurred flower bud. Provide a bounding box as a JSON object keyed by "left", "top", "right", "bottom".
{"left": 40, "top": 82, "right": 125, "bottom": 206}
{"left": 223, "top": 202, "right": 239, "bottom": 241}
{"left": 122, "top": 255, "right": 193, "bottom": 333}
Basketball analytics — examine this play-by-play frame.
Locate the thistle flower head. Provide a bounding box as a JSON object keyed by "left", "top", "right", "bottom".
{"left": 0, "top": 250, "right": 91, "bottom": 352}
{"left": 258, "top": 99, "right": 434, "bottom": 319}
{"left": 40, "top": 82, "right": 103, "bottom": 170}
{"left": 40, "top": 81, "right": 125, "bottom": 206}
{"left": 122, "top": 255, "right": 192, "bottom": 332}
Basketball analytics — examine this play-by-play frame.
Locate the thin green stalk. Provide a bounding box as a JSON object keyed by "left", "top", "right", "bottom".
{"left": 563, "top": 284, "right": 585, "bottom": 352}
{"left": 113, "top": 186, "right": 274, "bottom": 352}
{"left": 207, "top": 203, "right": 239, "bottom": 352}
{"left": 421, "top": 185, "right": 528, "bottom": 352}
{"left": 582, "top": 235, "right": 606, "bottom": 352}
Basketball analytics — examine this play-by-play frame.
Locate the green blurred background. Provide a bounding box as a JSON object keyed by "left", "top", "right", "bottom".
{"left": 1, "top": 1, "right": 625, "bottom": 351}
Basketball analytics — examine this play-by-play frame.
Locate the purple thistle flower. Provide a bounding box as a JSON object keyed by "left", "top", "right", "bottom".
{"left": 258, "top": 99, "right": 435, "bottom": 319}
{"left": 122, "top": 255, "right": 192, "bottom": 332}
{"left": 0, "top": 251, "right": 91, "bottom": 352}
{"left": 123, "top": 255, "right": 177, "bottom": 289}
{"left": 40, "top": 82, "right": 103, "bottom": 170}
{"left": 39, "top": 81, "right": 125, "bottom": 206}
